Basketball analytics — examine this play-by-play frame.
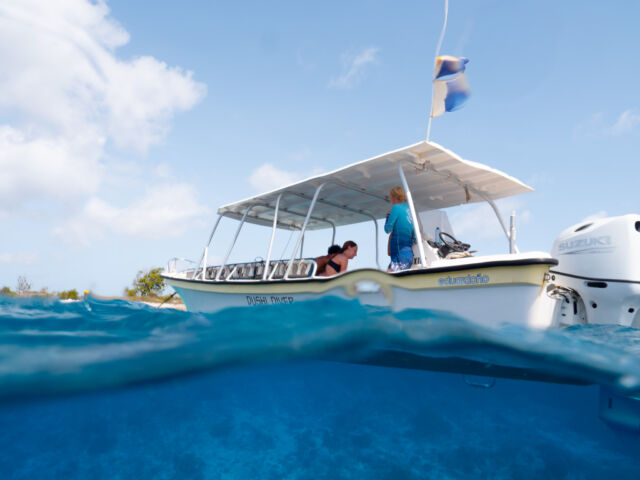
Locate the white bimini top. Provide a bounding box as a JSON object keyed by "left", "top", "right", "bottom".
{"left": 218, "top": 141, "right": 532, "bottom": 231}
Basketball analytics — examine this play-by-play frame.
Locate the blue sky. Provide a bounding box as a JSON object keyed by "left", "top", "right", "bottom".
{"left": 0, "top": 0, "right": 638, "bottom": 295}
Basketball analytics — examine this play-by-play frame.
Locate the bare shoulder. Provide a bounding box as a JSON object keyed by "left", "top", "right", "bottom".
{"left": 334, "top": 253, "right": 348, "bottom": 270}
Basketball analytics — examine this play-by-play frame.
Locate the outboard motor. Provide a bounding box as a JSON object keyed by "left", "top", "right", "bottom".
{"left": 549, "top": 214, "right": 640, "bottom": 327}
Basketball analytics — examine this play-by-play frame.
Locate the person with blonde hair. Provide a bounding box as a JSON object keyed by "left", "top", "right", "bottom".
{"left": 384, "top": 186, "right": 415, "bottom": 272}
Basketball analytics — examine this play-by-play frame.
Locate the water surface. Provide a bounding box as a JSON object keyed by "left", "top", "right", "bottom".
{"left": 1, "top": 295, "right": 639, "bottom": 478}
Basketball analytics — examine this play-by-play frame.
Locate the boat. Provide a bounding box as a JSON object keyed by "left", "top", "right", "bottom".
{"left": 159, "top": 1, "right": 640, "bottom": 435}
{"left": 162, "top": 139, "right": 640, "bottom": 430}
{"left": 163, "top": 139, "right": 640, "bottom": 329}
{"left": 163, "top": 140, "right": 568, "bottom": 328}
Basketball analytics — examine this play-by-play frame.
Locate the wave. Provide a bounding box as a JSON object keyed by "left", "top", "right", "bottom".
{"left": 0, "top": 295, "right": 639, "bottom": 400}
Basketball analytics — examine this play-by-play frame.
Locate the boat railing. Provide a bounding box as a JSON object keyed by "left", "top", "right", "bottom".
{"left": 194, "top": 258, "right": 317, "bottom": 282}
{"left": 166, "top": 257, "right": 197, "bottom": 275}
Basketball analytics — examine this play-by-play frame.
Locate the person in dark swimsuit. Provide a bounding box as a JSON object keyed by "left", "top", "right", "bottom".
{"left": 326, "top": 258, "right": 341, "bottom": 273}
{"left": 323, "top": 241, "right": 358, "bottom": 276}
{"left": 315, "top": 245, "right": 342, "bottom": 275}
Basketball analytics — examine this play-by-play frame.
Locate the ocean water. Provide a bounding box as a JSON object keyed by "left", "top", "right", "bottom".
{"left": 0, "top": 295, "right": 639, "bottom": 479}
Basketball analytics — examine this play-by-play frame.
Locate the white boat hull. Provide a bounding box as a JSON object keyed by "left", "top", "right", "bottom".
{"left": 165, "top": 254, "right": 557, "bottom": 329}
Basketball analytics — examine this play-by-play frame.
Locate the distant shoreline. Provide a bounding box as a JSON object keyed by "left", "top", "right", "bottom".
{"left": 1, "top": 292, "right": 187, "bottom": 311}
{"left": 93, "top": 294, "right": 187, "bottom": 311}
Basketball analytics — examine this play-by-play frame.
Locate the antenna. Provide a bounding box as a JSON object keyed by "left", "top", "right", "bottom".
{"left": 426, "top": 0, "right": 449, "bottom": 142}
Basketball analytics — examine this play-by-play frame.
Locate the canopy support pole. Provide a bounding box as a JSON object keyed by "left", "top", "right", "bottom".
{"left": 263, "top": 194, "right": 282, "bottom": 280}
{"left": 286, "top": 189, "right": 381, "bottom": 269}
{"left": 509, "top": 211, "right": 518, "bottom": 254}
{"left": 331, "top": 224, "right": 336, "bottom": 245}
{"left": 398, "top": 165, "right": 426, "bottom": 267}
{"left": 202, "top": 247, "right": 208, "bottom": 280}
{"left": 479, "top": 194, "right": 519, "bottom": 253}
{"left": 371, "top": 218, "right": 381, "bottom": 270}
{"left": 216, "top": 207, "right": 251, "bottom": 280}
{"left": 198, "top": 215, "right": 222, "bottom": 279}
{"left": 285, "top": 184, "right": 324, "bottom": 279}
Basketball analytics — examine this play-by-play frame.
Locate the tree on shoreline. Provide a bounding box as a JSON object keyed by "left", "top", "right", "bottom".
{"left": 59, "top": 289, "right": 79, "bottom": 300}
{"left": 16, "top": 276, "right": 31, "bottom": 295}
{"left": 0, "top": 281, "right": 82, "bottom": 299}
{"left": 0, "top": 286, "right": 15, "bottom": 296}
{"left": 125, "top": 268, "right": 166, "bottom": 298}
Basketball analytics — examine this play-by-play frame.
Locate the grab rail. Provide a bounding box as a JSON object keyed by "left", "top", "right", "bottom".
{"left": 187, "top": 259, "right": 318, "bottom": 282}
{"left": 167, "top": 257, "right": 196, "bottom": 275}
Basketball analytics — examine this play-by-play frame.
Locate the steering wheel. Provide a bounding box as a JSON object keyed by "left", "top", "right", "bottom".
{"left": 439, "top": 231, "right": 470, "bottom": 253}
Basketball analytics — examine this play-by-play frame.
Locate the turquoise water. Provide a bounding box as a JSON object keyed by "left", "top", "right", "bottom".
{"left": 1, "top": 295, "right": 639, "bottom": 478}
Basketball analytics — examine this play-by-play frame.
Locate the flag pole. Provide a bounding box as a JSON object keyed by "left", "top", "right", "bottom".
{"left": 426, "top": 0, "right": 449, "bottom": 142}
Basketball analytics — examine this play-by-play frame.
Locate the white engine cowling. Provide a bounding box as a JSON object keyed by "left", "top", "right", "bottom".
{"left": 549, "top": 214, "right": 640, "bottom": 327}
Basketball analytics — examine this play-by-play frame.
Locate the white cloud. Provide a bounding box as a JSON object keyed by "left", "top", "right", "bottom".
{"left": 249, "top": 164, "right": 305, "bottom": 192}
{"left": 55, "top": 183, "right": 210, "bottom": 245}
{"left": 575, "top": 109, "right": 640, "bottom": 138}
{"left": 154, "top": 163, "right": 172, "bottom": 179}
{"left": 103, "top": 56, "right": 205, "bottom": 151}
{"left": 450, "top": 198, "right": 532, "bottom": 240}
{"left": 0, "top": 1, "right": 205, "bottom": 151}
{"left": 607, "top": 109, "right": 640, "bottom": 136}
{"left": 0, "top": 252, "right": 38, "bottom": 265}
{"left": 248, "top": 163, "right": 323, "bottom": 192}
{"left": 0, "top": 125, "right": 102, "bottom": 212}
{"left": 329, "top": 47, "right": 379, "bottom": 89}
{"left": 0, "top": 0, "right": 206, "bottom": 217}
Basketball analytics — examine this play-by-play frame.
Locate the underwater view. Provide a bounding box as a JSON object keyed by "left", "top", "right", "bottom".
{"left": 1, "top": 295, "right": 639, "bottom": 479}
{"left": 2, "top": 0, "right": 639, "bottom": 478}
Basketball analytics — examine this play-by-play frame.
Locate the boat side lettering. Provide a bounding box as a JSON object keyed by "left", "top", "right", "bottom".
{"left": 246, "top": 295, "right": 294, "bottom": 306}
{"left": 270, "top": 296, "right": 294, "bottom": 304}
{"left": 246, "top": 295, "right": 269, "bottom": 306}
{"left": 438, "top": 273, "right": 490, "bottom": 286}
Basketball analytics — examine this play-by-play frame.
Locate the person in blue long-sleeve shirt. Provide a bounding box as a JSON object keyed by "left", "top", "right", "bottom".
{"left": 384, "top": 186, "right": 415, "bottom": 272}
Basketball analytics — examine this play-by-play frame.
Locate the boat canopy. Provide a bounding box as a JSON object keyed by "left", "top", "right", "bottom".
{"left": 218, "top": 141, "right": 532, "bottom": 231}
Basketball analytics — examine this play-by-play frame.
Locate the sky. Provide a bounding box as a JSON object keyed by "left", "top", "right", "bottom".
{"left": 0, "top": 0, "right": 639, "bottom": 295}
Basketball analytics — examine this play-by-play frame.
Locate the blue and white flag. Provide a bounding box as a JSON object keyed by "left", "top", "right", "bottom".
{"left": 430, "top": 55, "right": 470, "bottom": 118}
{"left": 434, "top": 55, "right": 469, "bottom": 79}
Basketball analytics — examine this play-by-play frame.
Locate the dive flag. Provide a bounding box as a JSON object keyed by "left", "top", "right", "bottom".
{"left": 434, "top": 55, "right": 469, "bottom": 79}
{"left": 430, "top": 73, "right": 470, "bottom": 118}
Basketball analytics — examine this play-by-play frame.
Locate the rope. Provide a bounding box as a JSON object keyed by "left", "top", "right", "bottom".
{"left": 157, "top": 291, "right": 177, "bottom": 308}
{"left": 278, "top": 229, "right": 295, "bottom": 260}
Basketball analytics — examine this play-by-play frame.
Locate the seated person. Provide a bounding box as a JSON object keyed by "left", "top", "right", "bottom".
{"left": 327, "top": 244, "right": 341, "bottom": 255}
{"left": 314, "top": 245, "right": 341, "bottom": 275}
{"left": 323, "top": 241, "right": 358, "bottom": 276}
